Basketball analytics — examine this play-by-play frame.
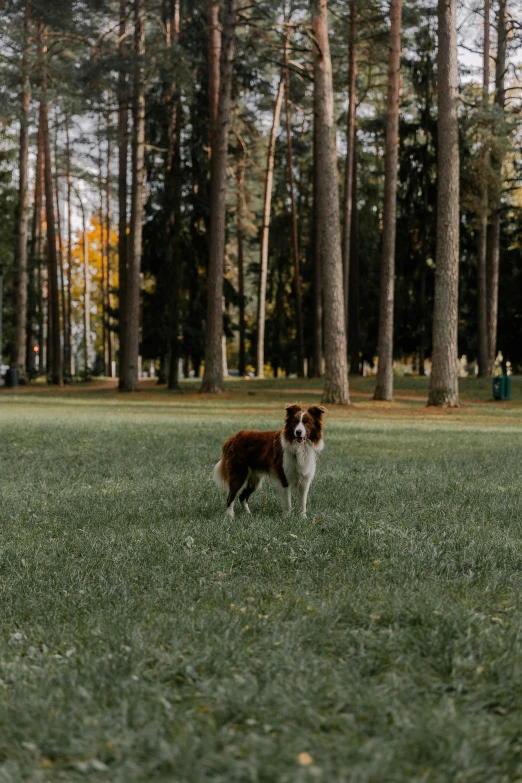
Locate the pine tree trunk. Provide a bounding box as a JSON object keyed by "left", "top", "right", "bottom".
{"left": 427, "top": 0, "right": 459, "bottom": 407}
{"left": 54, "top": 114, "right": 68, "bottom": 378}
{"left": 65, "top": 112, "right": 73, "bottom": 378}
{"left": 311, "top": 122, "right": 323, "bottom": 377}
{"left": 83, "top": 216, "right": 91, "bottom": 377}
{"left": 106, "top": 104, "right": 113, "bottom": 376}
{"left": 486, "top": 0, "right": 506, "bottom": 376}
{"left": 237, "top": 148, "right": 246, "bottom": 376}
{"left": 342, "top": 0, "right": 356, "bottom": 344}
{"left": 284, "top": 38, "right": 305, "bottom": 378}
{"left": 312, "top": 0, "right": 349, "bottom": 405}
{"left": 121, "top": 0, "right": 145, "bottom": 392}
{"left": 27, "top": 110, "right": 43, "bottom": 377}
{"left": 40, "top": 25, "right": 63, "bottom": 386}
{"left": 348, "top": 137, "right": 360, "bottom": 375}
{"left": 256, "top": 73, "right": 284, "bottom": 378}
{"left": 14, "top": 0, "right": 31, "bottom": 377}
{"left": 97, "top": 118, "right": 108, "bottom": 376}
{"left": 208, "top": 0, "right": 221, "bottom": 147}
{"left": 476, "top": 0, "right": 490, "bottom": 377}
{"left": 165, "top": 0, "right": 182, "bottom": 392}
{"left": 117, "top": 0, "right": 128, "bottom": 387}
{"left": 373, "top": 0, "right": 402, "bottom": 401}
{"left": 200, "top": 0, "right": 237, "bottom": 394}
{"left": 34, "top": 109, "right": 45, "bottom": 371}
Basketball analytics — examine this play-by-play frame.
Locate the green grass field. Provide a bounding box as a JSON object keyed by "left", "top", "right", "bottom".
{"left": 1, "top": 377, "right": 522, "bottom": 782}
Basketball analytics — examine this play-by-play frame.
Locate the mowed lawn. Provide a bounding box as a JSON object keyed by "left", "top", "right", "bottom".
{"left": 1, "top": 378, "right": 522, "bottom": 782}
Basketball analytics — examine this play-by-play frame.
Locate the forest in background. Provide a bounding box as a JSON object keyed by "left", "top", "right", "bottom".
{"left": 0, "top": 0, "right": 521, "bottom": 405}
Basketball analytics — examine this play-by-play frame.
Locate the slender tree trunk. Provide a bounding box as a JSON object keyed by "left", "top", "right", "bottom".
{"left": 342, "top": 0, "right": 357, "bottom": 344}
{"left": 374, "top": 0, "right": 402, "bottom": 401}
{"left": 486, "top": 0, "right": 506, "bottom": 376}
{"left": 476, "top": 0, "right": 490, "bottom": 377}
{"left": 65, "top": 112, "right": 73, "bottom": 377}
{"left": 256, "top": 73, "right": 284, "bottom": 377}
{"left": 27, "top": 113, "right": 43, "bottom": 376}
{"left": 427, "top": 0, "right": 459, "bottom": 407}
{"left": 349, "top": 137, "right": 360, "bottom": 375}
{"left": 165, "top": 0, "right": 182, "bottom": 391}
{"left": 311, "top": 122, "right": 323, "bottom": 377}
{"left": 208, "top": 0, "right": 221, "bottom": 147}
{"left": 237, "top": 147, "right": 246, "bottom": 376}
{"left": 284, "top": 36, "right": 305, "bottom": 378}
{"left": 419, "top": 259, "right": 426, "bottom": 375}
{"left": 312, "top": 0, "right": 349, "bottom": 404}
{"left": 34, "top": 111, "right": 45, "bottom": 371}
{"left": 14, "top": 0, "right": 31, "bottom": 378}
{"left": 41, "top": 26, "right": 63, "bottom": 386}
{"left": 118, "top": 0, "right": 128, "bottom": 387}
{"left": 98, "top": 118, "right": 107, "bottom": 375}
{"left": 83, "top": 217, "right": 91, "bottom": 377}
{"left": 200, "top": 0, "right": 237, "bottom": 393}
{"left": 106, "top": 104, "right": 113, "bottom": 376}
{"left": 121, "top": 0, "right": 145, "bottom": 392}
{"left": 54, "top": 114, "right": 68, "bottom": 376}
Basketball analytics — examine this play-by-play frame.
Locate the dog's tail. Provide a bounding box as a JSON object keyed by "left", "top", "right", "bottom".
{"left": 213, "top": 457, "right": 228, "bottom": 489}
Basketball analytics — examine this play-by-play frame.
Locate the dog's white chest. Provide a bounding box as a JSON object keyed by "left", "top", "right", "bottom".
{"left": 281, "top": 437, "right": 320, "bottom": 486}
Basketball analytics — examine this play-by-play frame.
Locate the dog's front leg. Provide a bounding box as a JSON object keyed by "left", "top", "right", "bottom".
{"left": 278, "top": 485, "right": 292, "bottom": 515}
{"left": 297, "top": 478, "right": 311, "bottom": 518}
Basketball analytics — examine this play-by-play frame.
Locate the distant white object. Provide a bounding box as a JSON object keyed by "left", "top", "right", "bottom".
{"left": 111, "top": 360, "right": 116, "bottom": 378}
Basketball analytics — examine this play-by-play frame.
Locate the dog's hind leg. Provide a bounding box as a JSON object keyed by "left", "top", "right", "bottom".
{"left": 239, "top": 472, "right": 263, "bottom": 514}
{"left": 226, "top": 468, "right": 248, "bottom": 519}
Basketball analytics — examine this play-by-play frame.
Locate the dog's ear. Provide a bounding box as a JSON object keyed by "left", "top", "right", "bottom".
{"left": 285, "top": 403, "right": 301, "bottom": 418}
{"left": 307, "top": 405, "right": 327, "bottom": 421}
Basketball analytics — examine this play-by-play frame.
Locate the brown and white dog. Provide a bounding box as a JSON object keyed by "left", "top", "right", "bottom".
{"left": 213, "top": 403, "right": 326, "bottom": 518}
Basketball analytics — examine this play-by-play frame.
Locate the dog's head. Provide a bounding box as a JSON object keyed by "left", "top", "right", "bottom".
{"left": 283, "top": 403, "right": 326, "bottom": 445}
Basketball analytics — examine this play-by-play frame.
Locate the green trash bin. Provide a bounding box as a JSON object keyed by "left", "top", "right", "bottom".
{"left": 493, "top": 375, "right": 511, "bottom": 400}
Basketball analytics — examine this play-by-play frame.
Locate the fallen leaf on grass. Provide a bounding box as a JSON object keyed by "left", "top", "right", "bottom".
{"left": 217, "top": 572, "right": 227, "bottom": 578}
{"left": 370, "top": 613, "right": 381, "bottom": 622}
{"left": 298, "top": 752, "right": 313, "bottom": 766}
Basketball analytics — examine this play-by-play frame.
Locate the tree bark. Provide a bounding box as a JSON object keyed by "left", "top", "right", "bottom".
{"left": 117, "top": 0, "right": 128, "bottom": 387}
{"left": 165, "top": 0, "right": 182, "bottom": 391}
{"left": 83, "top": 215, "right": 91, "bottom": 377}
{"left": 256, "top": 73, "right": 284, "bottom": 378}
{"left": 27, "top": 109, "right": 43, "bottom": 376}
{"left": 208, "top": 0, "right": 221, "bottom": 148}
{"left": 342, "top": 0, "right": 356, "bottom": 345}
{"left": 311, "top": 121, "right": 323, "bottom": 378}
{"left": 98, "top": 117, "right": 107, "bottom": 375}
{"left": 120, "top": 0, "right": 145, "bottom": 392}
{"left": 65, "top": 112, "right": 73, "bottom": 377}
{"left": 427, "top": 0, "right": 459, "bottom": 407}
{"left": 312, "top": 0, "right": 349, "bottom": 405}
{"left": 284, "top": 35, "right": 305, "bottom": 378}
{"left": 200, "top": 0, "right": 237, "bottom": 393}
{"left": 236, "top": 146, "right": 246, "bottom": 376}
{"left": 54, "top": 113, "right": 68, "bottom": 377}
{"left": 41, "top": 25, "right": 63, "bottom": 386}
{"left": 106, "top": 104, "right": 113, "bottom": 376}
{"left": 476, "top": 0, "right": 489, "bottom": 377}
{"left": 14, "top": 0, "right": 31, "bottom": 377}
{"left": 34, "top": 108, "right": 45, "bottom": 371}
{"left": 486, "top": 0, "right": 506, "bottom": 376}
{"left": 348, "top": 136, "right": 360, "bottom": 375}
{"left": 373, "top": 0, "right": 402, "bottom": 401}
